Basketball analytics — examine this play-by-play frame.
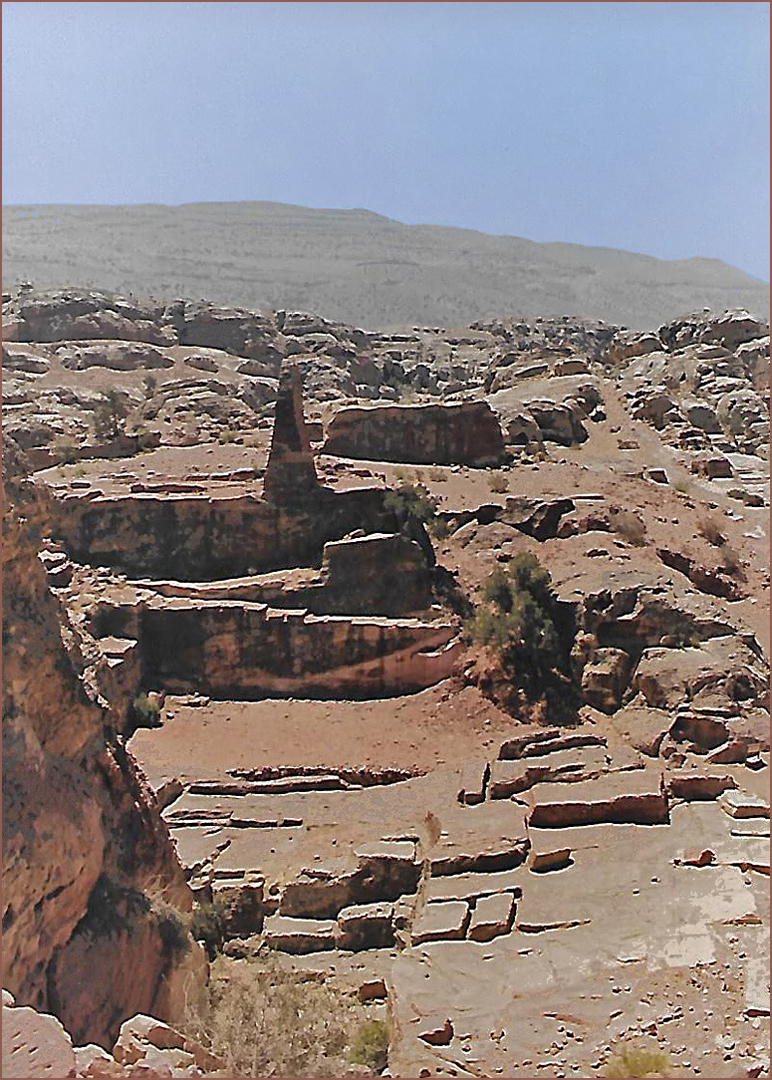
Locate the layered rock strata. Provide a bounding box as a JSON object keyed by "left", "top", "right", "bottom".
{"left": 2, "top": 437, "right": 205, "bottom": 1048}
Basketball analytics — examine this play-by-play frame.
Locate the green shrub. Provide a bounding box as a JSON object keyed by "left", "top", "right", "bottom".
{"left": 466, "top": 553, "right": 563, "bottom": 692}
{"left": 603, "top": 1045, "right": 670, "bottom": 1078}
{"left": 384, "top": 482, "right": 439, "bottom": 527}
{"left": 431, "top": 516, "right": 450, "bottom": 540}
{"left": 152, "top": 898, "right": 191, "bottom": 958}
{"left": 350, "top": 1019, "right": 389, "bottom": 1073}
{"left": 84, "top": 875, "right": 151, "bottom": 937}
{"left": 191, "top": 897, "right": 228, "bottom": 959}
{"left": 218, "top": 428, "right": 239, "bottom": 444}
{"left": 131, "top": 692, "right": 161, "bottom": 728}
{"left": 142, "top": 373, "right": 157, "bottom": 398}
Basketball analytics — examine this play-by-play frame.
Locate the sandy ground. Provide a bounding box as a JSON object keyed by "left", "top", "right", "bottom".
{"left": 130, "top": 683, "right": 518, "bottom": 788}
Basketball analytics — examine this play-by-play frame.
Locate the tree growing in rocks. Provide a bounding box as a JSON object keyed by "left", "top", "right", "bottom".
{"left": 93, "top": 389, "right": 129, "bottom": 442}
{"left": 466, "top": 552, "right": 576, "bottom": 719}
{"left": 384, "top": 481, "right": 448, "bottom": 565}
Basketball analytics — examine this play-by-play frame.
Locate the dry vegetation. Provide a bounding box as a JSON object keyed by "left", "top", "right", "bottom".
{"left": 185, "top": 954, "right": 382, "bottom": 1078}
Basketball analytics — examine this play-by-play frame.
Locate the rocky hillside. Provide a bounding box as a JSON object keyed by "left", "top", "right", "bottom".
{"left": 2, "top": 201, "right": 769, "bottom": 328}
{"left": 2, "top": 285, "right": 769, "bottom": 1078}
{"left": 2, "top": 437, "right": 206, "bottom": 1049}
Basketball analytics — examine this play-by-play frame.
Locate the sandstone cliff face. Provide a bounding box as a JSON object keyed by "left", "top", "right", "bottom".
{"left": 2, "top": 437, "right": 205, "bottom": 1049}
{"left": 138, "top": 601, "right": 460, "bottom": 700}
{"left": 323, "top": 400, "right": 506, "bottom": 465}
{"left": 51, "top": 485, "right": 394, "bottom": 579}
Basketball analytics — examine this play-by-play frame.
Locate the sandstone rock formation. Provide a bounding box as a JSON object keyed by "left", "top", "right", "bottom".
{"left": 2, "top": 284, "right": 769, "bottom": 1079}
{"left": 262, "top": 364, "right": 320, "bottom": 504}
{"left": 2, "top": 437, "right": 205, "bottom": 1048}
{"left": 323, "top": 401, "right": 506, "bottom": 465}
{"left": 2, "top": 995, "right": 225, "bottom": 1078}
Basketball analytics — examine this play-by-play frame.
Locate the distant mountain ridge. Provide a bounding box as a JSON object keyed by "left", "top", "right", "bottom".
{"left": 2, "top": 200, "right": 768, "bottom": 329}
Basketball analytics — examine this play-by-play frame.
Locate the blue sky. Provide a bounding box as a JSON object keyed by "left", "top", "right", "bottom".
{"left": 2, "top": 1, "right": 769, "bottom": 280}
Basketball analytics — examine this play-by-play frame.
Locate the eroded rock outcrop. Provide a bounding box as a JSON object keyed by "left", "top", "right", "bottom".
{"left": 262, "top": 364, "right": 320, "bottom": 505}
{"left": 323, "top": 400, "right": 506, "bottom": 465}
{"left": 2, "top": 437, "right": 205, "bottom": 1048}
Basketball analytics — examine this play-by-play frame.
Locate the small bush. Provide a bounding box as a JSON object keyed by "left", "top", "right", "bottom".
{"left": 142, "top": 373, "right": 157, "bottom": 398}
{"left": 135, "top": 425, "right": 158, "bottom": 451}
{"left": 487, "top": 471, "right": 508, "bottom": 493}
{"left": 131, "top": 692, "right": 161, "bottom": 728}
{"left": 431, "top": 516, "right": 450, "bottom": 541}
{"left": 93, "top": 390, "right": 128, "bottom": 441}
{"left": 384, "top": 482, "right": 439, "bottom": 527}
{"left": 428, "top": 466, "right": 446, "bottom": 482}
{"left": 720, "top": 544, "right": 744, "bottom": 577}
{"left": 697, "top": 516, "right": 726, "bottom": 547}
{"left": 52, "top": 435, "right": 79, "bottom": 464}
{"left": 603, "top": 1044, "right": 670, "bottom": 1078}
{"left": 673, "top": 479, "right": 689, "bottom": 494}
{"left": 610, "top": 508, "right": 647, "bottom": 546}
{"left": 152, "top": 898, "right": 191, "bottom": 958}
{"left": 190, "top": 897, "right": 228, "bottom": 959}
{"left": 350, "top": 1019, "right": 389, "bottom": 1073}
{"left": 187, "top": 955, "right": 361, "bottom": 1077}
{"left": 218, "top": 429, "right": 239, "bottom": 444}
{"left": 466, "top": 553, "right": 563, "bottom": 693}
{"left": 84, "top": 875, "right": 151, "bottom": 937}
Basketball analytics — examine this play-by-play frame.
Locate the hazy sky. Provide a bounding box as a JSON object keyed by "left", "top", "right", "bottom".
{"left": 3, "top": 1, "right": 769, "bottom": 280}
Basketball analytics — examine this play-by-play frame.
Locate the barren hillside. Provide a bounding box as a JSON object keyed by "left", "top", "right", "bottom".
{"left": 2, "top": 201, "right": 769, "bottom": 329}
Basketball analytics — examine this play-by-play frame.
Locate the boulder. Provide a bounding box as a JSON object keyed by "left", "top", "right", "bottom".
{"left": 717, "top": 388, "right": 769, "bottom": 441}
{"left": 580, "top": 648, "right": 632, "bottom": 712}
{"left": 656, "top": 548, "right": 742, "bottom": 599}
{"left": 57, "top": 341, "right": 174, "bottom": 371}
{"left": 2, "top": 1003, "right": 76, "bottom": 1079}
{"left": 609, "top": 705, "right": 674, "bottom": 757}
{"left": 522, "top": 399, "right": 587, "bottom": 444}
{"left": 525, "top": 770, "right": 669, "bottom": 828}
{"left": 689, "top": 454, "right": 734, "bottom": 479}
{"left": 609, "top": 330, "right": 662, "bottom": 363}
{"left": 631, "top": 389, "right": 679, "bottom": 428}
{"left": 74, "top": 1043, "right": 126, "bottom": 1077}
{"left": 683, "top": 400, "right": 722, "bottom": 434}
{"left": 499, "top": 495, "right": 574, "bottom": 540}
{"left": 503, "top": 411, "right": 543, "bottom": 446}
{"left": 735, "top": 335, "right": 770, "bottom": 392}
{"left": 2, "top": 347, "right": 50, "bottom": 373}
{"left": 322, "top": 401, "right": 506, "bottom": 465}
{"left": 261, "top": 914, "right": 337, "bottom": 953}
{"left": 418, "top": 1019, "right": 454, "bottom": 1046}
{"left": 553, "top": 357, "right": 590, "bottom": 376}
